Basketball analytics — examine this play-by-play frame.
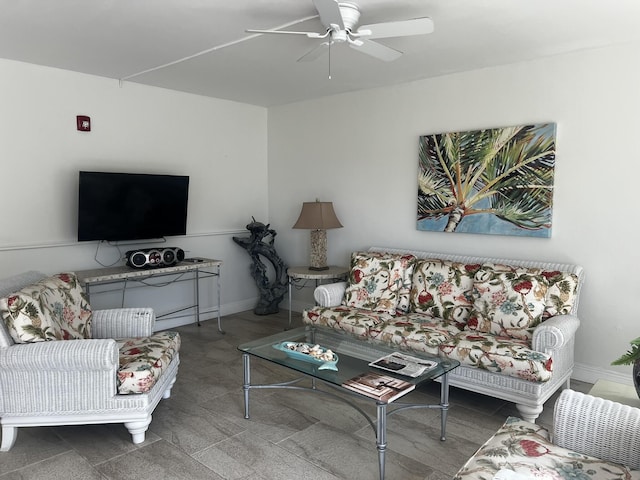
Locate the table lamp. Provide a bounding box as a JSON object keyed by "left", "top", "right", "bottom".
{"left": 293, "top": 200, "right": 343, "bottom": 270}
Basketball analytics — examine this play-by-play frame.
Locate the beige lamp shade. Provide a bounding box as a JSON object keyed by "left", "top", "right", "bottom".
{"left": 293, "top": 201, "right": 342, "bottom": 270}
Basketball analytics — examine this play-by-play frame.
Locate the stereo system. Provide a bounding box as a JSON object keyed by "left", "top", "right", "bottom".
{"left": 125, "top": 247, "right": 185, "bottom": 269}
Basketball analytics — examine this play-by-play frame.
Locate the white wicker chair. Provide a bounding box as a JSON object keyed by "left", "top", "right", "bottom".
{"left": 311, "top": 247, "right": 584, "bottom": 422}
{"left": 553, "top": 389, "right": 640, "bottom": 470}
{"left": 455, "top": 389, "right": 640, "bottom": 479}
{"left": 0, "top": 271, "right": 179, "bottom": 451}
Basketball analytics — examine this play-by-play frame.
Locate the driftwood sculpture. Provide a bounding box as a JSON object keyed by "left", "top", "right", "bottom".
{"left": 233, "top": 218, "right": 288, "bottom": 315}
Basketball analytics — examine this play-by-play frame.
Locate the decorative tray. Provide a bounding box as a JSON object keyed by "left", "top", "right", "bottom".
{"left": 273, "top": 342, "right": 339, "bottom": 371}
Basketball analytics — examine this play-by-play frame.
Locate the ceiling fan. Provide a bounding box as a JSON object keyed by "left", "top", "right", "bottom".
{"left": 246, "top": 0, "right": 434, "bottom": 63}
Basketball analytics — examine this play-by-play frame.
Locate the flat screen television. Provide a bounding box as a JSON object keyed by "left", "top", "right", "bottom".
{"left": 78, "top": 171, "right": 189, "bottom": 242}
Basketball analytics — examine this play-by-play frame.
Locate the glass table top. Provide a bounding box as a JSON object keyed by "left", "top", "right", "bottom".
{"left": 238, "top": 326, "right": 459, "bottom": 389}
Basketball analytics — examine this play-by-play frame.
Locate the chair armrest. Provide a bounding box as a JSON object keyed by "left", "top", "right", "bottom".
{"left": 91, "top": 308, "right": 155, "bottom": 338}
{"left": 314, "top": 282, "right": 348, "bottom": 308}
{"left": 0, "top": 339, "right": 118, "bottom": 371}
{"left": 531, "top": 314, "right": 580, "bottom": 352}
{"left": 553, "top": 389, "right": 640, "bottom": 469}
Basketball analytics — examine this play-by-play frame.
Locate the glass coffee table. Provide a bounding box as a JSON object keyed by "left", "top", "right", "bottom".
{"left": 238, "top": 326, "right": 459, "bottom": 480}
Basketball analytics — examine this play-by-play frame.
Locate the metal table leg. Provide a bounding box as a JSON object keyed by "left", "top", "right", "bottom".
{"left": 440, "top": 372, "right": 450, "bottom": 441}
{"left": 243, "top": 353, "right": 251, "bottom": 419}
{"left": 376, "top": 402, "right": 387, "bottom": 480}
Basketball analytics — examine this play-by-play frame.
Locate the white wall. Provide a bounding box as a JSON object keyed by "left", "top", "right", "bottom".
{"left": 268, "top": 41, "right": 640, "bottom": 385}
{"left": 0, "top": 59, "right": 268, "bottom": 326}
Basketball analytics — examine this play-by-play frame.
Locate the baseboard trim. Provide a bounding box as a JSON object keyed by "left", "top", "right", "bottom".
{"left": 572, "top": 362, "right": 633, "bottom": 386}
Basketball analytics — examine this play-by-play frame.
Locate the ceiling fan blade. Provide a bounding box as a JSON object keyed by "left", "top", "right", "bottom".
{"left": 246, "top": 29, "right": 324, "bottom": 39}
{"left": 312, "top": 0, "right": 344, "bottom": 29}
{"left": 350, "top": 39, "right": 402, "bottom": 62}
{"left": 358, "top": 17, "right": 434, "bottom": 39}
{"left": 297, "top": 42, "right": 330, "bottom": 62}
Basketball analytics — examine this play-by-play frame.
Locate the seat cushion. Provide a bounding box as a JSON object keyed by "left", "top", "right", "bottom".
{"left": 303, "top": 306, "right": 395, "bottom": 338}
{"left": 0, "top": 272, "right": 92, "bottom": 343}
{"left": 441, "top": 331, "right": 553, "bottom": 382}
{"left": 454, "top": 417, "right": 640, "bottom": 480}
{"left": 117, "top": 331, "right": 181, "bottom": 394}
{"left": 303, "top": 307, "right": 461, "bottom": 356}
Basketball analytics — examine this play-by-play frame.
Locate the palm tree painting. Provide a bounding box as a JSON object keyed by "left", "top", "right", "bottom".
{"left": 417, "top": 123, "right": 556, "bottom": 237}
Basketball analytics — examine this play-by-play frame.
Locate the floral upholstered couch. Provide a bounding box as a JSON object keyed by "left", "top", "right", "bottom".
{"left": 303, "top": 247, "right": 584, "bottom": 422}
{"left": 455, "top": 389, "right": 640, "bottom": 479}
{"left": 0, "top": 271, "right": 180, "bottom": 451}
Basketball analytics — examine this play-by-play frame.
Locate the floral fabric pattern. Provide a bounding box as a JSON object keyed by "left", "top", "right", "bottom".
{"left": 439, "top": 331, "right": 553, "bottom": 381}
{"left": 342, "top": 252, "right": 414, "bottom": 315}
{"left": 409, "top": 259, "right": 475, "bottom": 327}
{"left": 117, "top": 331, "right": 181, "bottom": 394}
{"left": 543, "top": 270, "right": 579, "bottom": 318}
{"left": 303, "top": 306, "right": 395, "bottom": 339}
{"left": 0, "top": 272, "right": 92, "bottom": 343}
{"left": 454, "top": 417, "right": 640, "bottom": 480}
{"left": 466, "top": 264, "right": 548, "bottom": 341}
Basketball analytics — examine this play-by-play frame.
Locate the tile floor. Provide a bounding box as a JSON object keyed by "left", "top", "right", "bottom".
{"left": 0, "top": 310, "right": 591, "bottom": 479}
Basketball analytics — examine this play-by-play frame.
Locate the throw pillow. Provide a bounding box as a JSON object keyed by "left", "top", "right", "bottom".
{"left": 342, "top": 252, "right": 412, "bottom": 314}
{"left": 541, "top": 270, "right": 579, "bottom": 318}
{"left": 409, "top": 259, "right": 475, "bottom": 327}
{"left": 0, "top": 272, "right": 92, "bottom": 343}
{"left": 466, "top": 264, "right": 548, "bottom": 341}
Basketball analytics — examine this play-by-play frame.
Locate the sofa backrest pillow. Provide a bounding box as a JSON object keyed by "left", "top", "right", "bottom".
{"left": 342, "top": 251, "right": 415, "bottom": 315}
{"left": 0, "top": 272, "right": 92, "bottom": 343}
{"left": 409, "top": 258, "right": 475, "bottom": 328}
{"left": 465, "top": 263, "right": 548, "bottom": 341}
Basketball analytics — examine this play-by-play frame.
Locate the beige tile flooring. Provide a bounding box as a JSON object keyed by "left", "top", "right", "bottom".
{"left": 0, "top": 310, "right": 591, "bottom": 479}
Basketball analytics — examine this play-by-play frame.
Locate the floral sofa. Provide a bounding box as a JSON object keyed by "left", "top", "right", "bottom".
{"left": 303, "top": 247, "right": 584, "bottom": 422}
{"left": 455, "top": 389, "right": 640, "bottom": 479}
{"left": 0, "top": 271, "right": 180, "bottom": 451}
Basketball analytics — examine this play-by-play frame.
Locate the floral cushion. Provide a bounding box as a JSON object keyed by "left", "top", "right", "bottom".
{"left": 342, "top": 252, "right": 414, "bottom": 315}
{"left": 303, "top": 307, "right": 465, "bottom": 356}
{"left": 466, "top": 264, "right": 548, "bottom": 341}
{"left": 409, "top": 259, "right": 475, "bottom": 327}
{"left": 440, "top": 331, "right": 553, "bottom": 382}
{"left": 542, "top": 270, "right": 579, "bottom": 318}
{"left": 454, "top": 417, "right": 640, "bottom": 480}
{"left": 117, "top": 331, "right": 181, "bottom": 394}
{"left": 303, "top": 306, "right": 395, "bottom": 339}
{"left": 0, "top": 272, "right": 92, "bottom": 343}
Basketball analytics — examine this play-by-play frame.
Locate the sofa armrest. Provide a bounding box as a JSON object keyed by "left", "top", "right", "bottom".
{"left": 91, "top": 308, "right": 155, "bottom": 338}
{"left": 531, "top": 314, "right": 580, "bottom": 352}
{"left": 553, "top": 389, "right": 640, "bottom": 469}
{"left": 0, "top": 339, "right": 118, "bottom": 371}
{"left": 314, "top": 282, "right": 348, "bottom": 308}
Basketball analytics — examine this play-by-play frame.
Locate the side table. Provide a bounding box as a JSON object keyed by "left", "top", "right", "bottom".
{"left": 588, "top": 379, "right": 640, "bottom": 408}
{"left": 287, "top": 265, "right": 349, "bottom": 329}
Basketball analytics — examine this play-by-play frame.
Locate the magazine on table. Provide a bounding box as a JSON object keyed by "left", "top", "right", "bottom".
{"left": 341, "top": 372, "right": 416, "bottom": 403}
{"left": 368, "top": 352, "right": 438, "bottom": 378}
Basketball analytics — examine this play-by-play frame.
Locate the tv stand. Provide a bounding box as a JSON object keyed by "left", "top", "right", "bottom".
{"left": 75, "top": 258, "right": 223, "bottom": 332}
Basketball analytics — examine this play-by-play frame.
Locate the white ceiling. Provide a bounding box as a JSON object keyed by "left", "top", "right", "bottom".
{"left": 2, "top": 0, "right": 640, "bottom": 107}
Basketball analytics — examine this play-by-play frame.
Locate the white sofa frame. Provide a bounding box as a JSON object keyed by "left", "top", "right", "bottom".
{"left": 312, "top": 247, "right": 584, "bottom": 422}
{"left": 0, "top": 271, "right": 179, "bottom": 451}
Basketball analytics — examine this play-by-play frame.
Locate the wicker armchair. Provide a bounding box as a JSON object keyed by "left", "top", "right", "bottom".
{"left": 455, "top": 389, "right": 640, "bottom": 479}
{"left": 0, "top": 271, "right": 180, "bottom": 452}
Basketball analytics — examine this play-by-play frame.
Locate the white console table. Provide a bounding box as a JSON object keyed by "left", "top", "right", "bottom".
{"left": 76, "top": 258, "right": 224, "bottom": 332}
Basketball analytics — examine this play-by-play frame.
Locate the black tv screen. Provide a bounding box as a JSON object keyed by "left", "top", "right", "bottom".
{"left": 78, "top": 171, "right": 189, "bottom": 242}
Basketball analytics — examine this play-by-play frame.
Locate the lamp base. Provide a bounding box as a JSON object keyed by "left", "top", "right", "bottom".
{"left": 308, "top": 266, "right": 330, "bottom": 271}
{"left": 309, "top": 229, "right": 328, "bottom": 270}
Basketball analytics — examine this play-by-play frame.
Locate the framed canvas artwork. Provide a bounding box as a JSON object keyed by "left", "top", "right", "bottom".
{"left": 417, "top": 123, "right": 556, "bottom": 238}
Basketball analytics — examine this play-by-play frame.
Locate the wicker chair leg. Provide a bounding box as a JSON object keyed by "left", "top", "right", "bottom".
{"left": 0, "top": 425, "right": 18, "bottom": 452}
